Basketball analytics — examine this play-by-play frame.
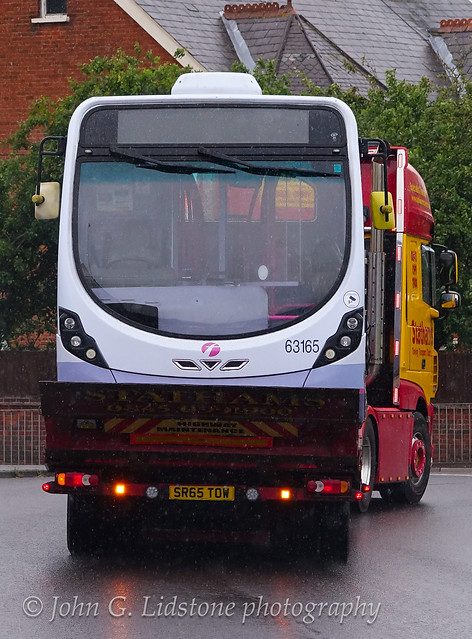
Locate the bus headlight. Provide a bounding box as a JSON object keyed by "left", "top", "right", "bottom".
{"left": 347, "top": 317, "right": 359, "bottom": 329}
{"left": 59, "top": 308, "right": 109, "bottom": 369}
{"left": 312, "top": 310, "right": 363, "bottom": 369}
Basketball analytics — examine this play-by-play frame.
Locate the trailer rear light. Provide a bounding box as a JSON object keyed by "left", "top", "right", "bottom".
{"left": 280, "top": 489, "right": 292, "bottom": 500}
{"left": 355, "top": 492, "right": 363, "bottom": 500}
{"left": 245, "top": 488, "right": 260, "bottom": 501}
{"left": 362, "top": 484, "right": 371, "bottom": 492}
{"left": 42, "top": 482, "right": 51, "bottom": 492}
{"left": 57, "top": 472, "right": 99, "bottom": 487}
{"left": 306, "top": 479, "right": 350, "bottom": 494}
{"left": 114, "top": 484, "right": 126, "bottom": 495}
{"left": 145, "top": 486, "right": 159, "bottom": 499}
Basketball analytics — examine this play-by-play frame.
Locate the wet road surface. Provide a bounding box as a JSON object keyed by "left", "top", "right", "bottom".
{"left": 1, "top": 473, "right": 472, "bottom": 639}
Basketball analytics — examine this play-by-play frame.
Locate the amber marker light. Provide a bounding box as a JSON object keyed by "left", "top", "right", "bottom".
{"left": 115, "top": 484, "right": 126, "bottom": 495}
{"left": 280, "top": 489, "right": 292, "bottom": 500}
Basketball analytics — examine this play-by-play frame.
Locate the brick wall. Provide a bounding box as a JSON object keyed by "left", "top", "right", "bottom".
{"left": 0, "top": 351, "right": 56, "bottom": 397}
{"left": 0, "top": 0, "right": 178, "bottom": 142}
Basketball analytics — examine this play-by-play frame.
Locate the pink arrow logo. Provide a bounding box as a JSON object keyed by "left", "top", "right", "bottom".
{"left": 201, "top": 342, "right": 221, "bottom": 357}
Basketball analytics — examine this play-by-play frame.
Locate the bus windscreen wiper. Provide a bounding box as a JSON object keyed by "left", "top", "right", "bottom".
{"left": 109, "top": 147, "right": 235, "bottom": 175}
{"left": 198, "top": 147, "right": 338, "bottom": 177}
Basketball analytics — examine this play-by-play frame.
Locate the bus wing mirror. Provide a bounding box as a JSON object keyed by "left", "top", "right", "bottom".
{"left": 440, "top": 291, "right": 460, "bottom": 310}
{"left": 33, "top": 182, "right": 60, "bottom": 220}
{"left": 438, "top": 249, "right": 458, "bottom": 287}
{"left": 370, "top": 191, "right": 395, "bottom": 230}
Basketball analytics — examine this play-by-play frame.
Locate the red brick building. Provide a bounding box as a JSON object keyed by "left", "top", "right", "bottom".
{"left": 0, "top": 0, "right": 203, "bottom": 142}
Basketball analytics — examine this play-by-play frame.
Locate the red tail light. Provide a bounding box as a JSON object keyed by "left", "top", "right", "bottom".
{"left": 57, "top": 472, "right": 99, "bottom": 487}
{"left": 306, "top": 479, "right": 350, "bottom": 494}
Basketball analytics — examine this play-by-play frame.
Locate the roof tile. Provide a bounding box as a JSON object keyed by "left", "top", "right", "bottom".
{"left": 134, "top": 0, "right": 472, "bottom": 85}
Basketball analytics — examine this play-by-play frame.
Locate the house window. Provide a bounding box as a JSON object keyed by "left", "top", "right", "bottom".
{"left": 31, "top": 0, "right": 70, "bottom": 23}
{"left": 45, "top": 0, "right": 67, "bottom": 14}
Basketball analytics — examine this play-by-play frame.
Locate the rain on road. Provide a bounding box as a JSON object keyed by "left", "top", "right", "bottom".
{"left": 1, "top": 473, "right": 471, "bottom": 639}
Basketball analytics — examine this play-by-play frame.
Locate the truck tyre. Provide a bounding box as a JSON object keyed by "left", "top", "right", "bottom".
{"left": 319, "top": 502, "right": 350, "bottom": 563}
{"left": 67, "top": 494, "right": 102, "bottom": 556}
{"left": 356, "top": 419, "right": 377, "bottom": 513}
{"left": 379, "top": 412, "right": 431, "bottom": 505}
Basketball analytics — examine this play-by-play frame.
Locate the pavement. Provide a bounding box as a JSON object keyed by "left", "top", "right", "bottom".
{"left": 0, "top": 465, "right": 471, "bottom": 478}
{"left": 0, "top": 465, "right": 52, "bottom": 478}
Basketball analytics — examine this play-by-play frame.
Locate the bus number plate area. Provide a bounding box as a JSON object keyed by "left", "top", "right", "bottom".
{"left": 169, "top": 485, "right": 235, "bottom": 501}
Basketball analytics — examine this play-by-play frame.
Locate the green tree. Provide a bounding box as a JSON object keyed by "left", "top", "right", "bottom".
{"left": 0, "top": 47, "right": 189, "bottom": 347}
{"left": 232, "top": 58, "right": 292, "bottom": 95}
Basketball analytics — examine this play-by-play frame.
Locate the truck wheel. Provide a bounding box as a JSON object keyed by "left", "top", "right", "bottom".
{"left": 356, "top": 419, "right": 377, "bottom": 513}
{"left": 379, "top": 412, "right": 431, "bottom": 505}
{"left": 67, "top": 494, "right": 102, "bottom": 556}
{"left": 319, "top": 502, "right": 350, "bottom": 562}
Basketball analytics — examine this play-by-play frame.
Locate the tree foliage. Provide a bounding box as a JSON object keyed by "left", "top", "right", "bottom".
{"left": 0, "top": 50, "right": 470, "bottom": 348}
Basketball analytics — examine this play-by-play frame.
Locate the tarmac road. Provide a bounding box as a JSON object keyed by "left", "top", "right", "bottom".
{"left": 1, "top": 472, "right": 472, "bottom": 639}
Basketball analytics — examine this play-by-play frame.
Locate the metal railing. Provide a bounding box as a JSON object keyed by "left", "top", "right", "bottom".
{"left": 0, "top": 402, "right": 44, "bottom": 465}
{"left": 433, "top": 404, "right": 472, "bottom": 465}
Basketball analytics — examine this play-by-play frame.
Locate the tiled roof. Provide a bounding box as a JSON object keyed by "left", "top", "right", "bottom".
{"left": 133, "top": 0, "right": 472, "bottom": 86}
{"left": 134, "top": 1, "right": 236, "bottom": 71}
{"left": 278, "top": 16, "right": 333, "bottom": 92}
{"left": 237, "top": 17, "right": 288, "bottom": 62}
{"left": 431, "top": 19, "right": 472, "bottom": 78}
{"left": 300, "top": 18, "right": 381, "bottom": 94}
{"left": 446, "top": 32, "right": 472, "bottom": 76}
{"left": 227, "top": 10, "right": 384, "bottom": 94}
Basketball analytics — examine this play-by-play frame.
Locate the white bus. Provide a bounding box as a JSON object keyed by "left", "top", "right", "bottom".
{"left": 35, "top": 73, "right": 392, "bottom": 560}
